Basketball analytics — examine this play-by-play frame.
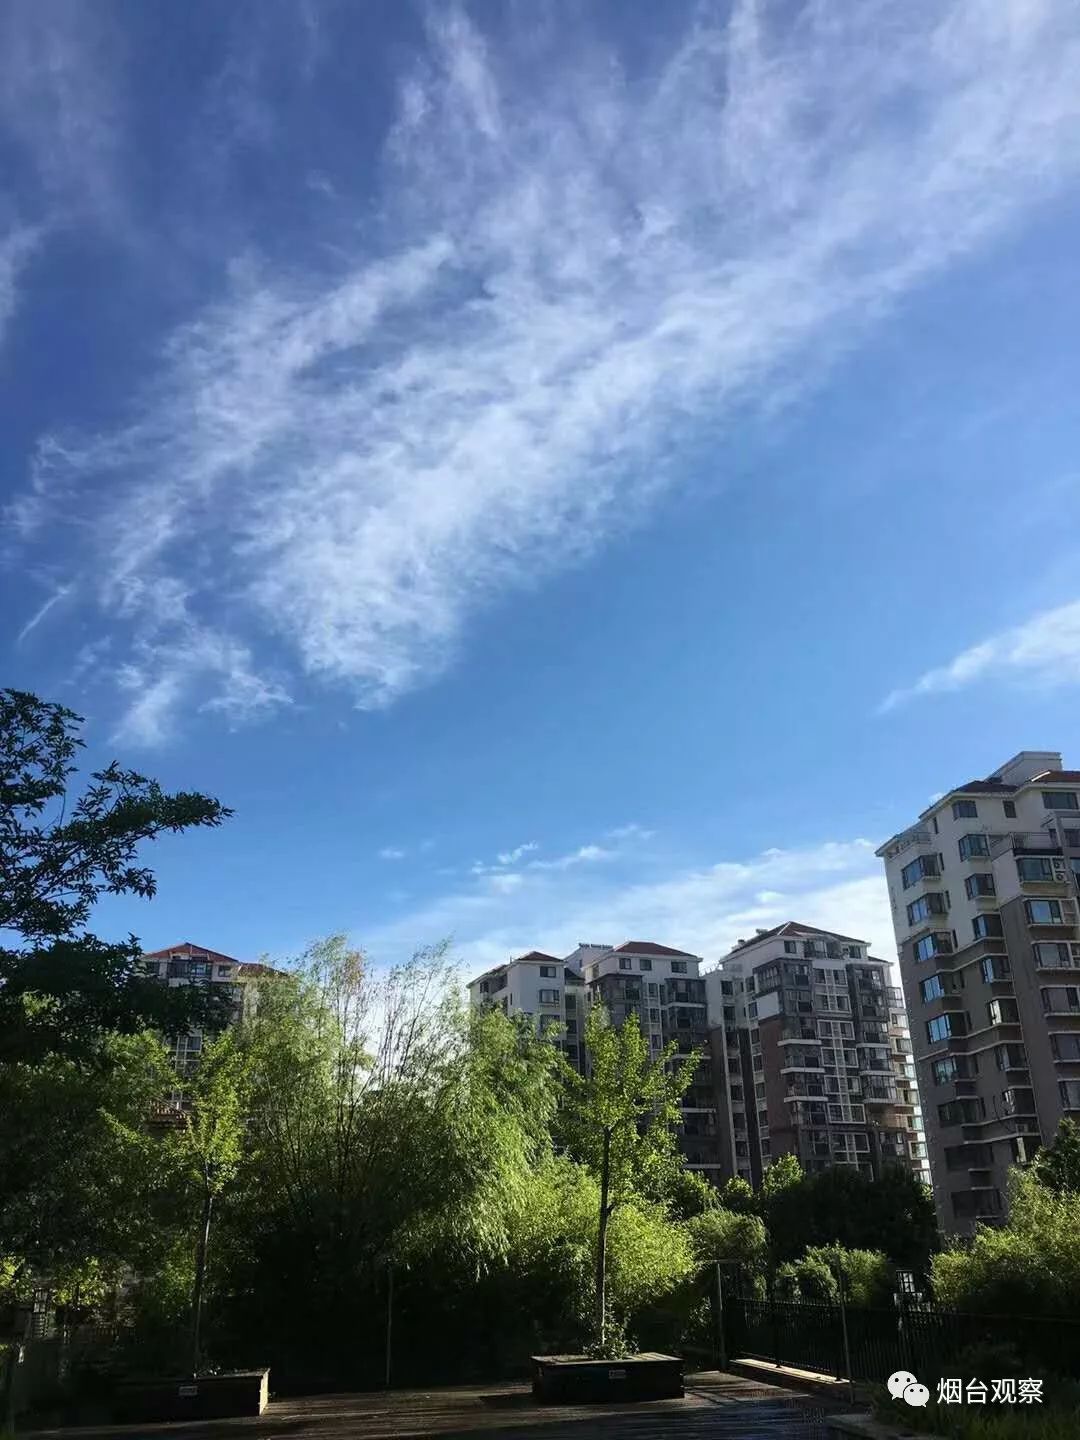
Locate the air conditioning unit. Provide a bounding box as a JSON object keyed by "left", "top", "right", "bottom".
{"left": 1052, "top": 859, "right": 1068, "bottom": 880}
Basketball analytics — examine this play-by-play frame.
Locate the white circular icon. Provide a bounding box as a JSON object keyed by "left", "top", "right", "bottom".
{"left": 903, "top": 1383, "right": 930, "bottom": 1408}
{"left": 887, "top": 1370, "right": 918, "bottom": 1400}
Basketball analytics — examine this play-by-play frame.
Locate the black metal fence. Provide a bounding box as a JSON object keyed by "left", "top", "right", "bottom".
{"left": 717, "top": 1280, "right": 1080, "bottom": 1384}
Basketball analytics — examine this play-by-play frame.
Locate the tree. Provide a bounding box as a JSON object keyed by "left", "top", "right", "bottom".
{"left": 0, "top": 689, "right": 231, "bottom": 1062}
{"left": 565, "top": 1005, "right": 696, "bottom": 1355}
{"left": 688, "top": 1206, "right": 768, "bottom": 1274}
{"left": 716, "top": 1175, "right": 757, "bottom": 1216}
{"left": 167, "top": 1031, "right": 253, "bottom": 1376}
{"left": 1033, "top": 1118, "right": 1080, "bottom": 1196}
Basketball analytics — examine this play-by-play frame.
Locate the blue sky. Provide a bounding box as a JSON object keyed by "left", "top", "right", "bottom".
{"left": 4, "top": 0, "right": 1080, "bottom": 975}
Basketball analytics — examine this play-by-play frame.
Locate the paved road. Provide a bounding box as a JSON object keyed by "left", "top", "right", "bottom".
{"left": 27, "top": 1372, "right": 842, "bottom": 1440}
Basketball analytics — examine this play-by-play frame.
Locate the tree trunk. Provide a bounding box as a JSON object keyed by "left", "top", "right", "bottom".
{"left": 595, "top": 1127, "right": 612, "bottom": 1355}
{"left": 191, "top": 1187, "right": 214, "bottom": 1378}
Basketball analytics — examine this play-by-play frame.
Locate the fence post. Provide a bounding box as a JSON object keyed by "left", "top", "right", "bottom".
{"left": 714, "top": 1264, "right": 727, "bottom": 1373}
{"left": 837, "top": 1271, "right": 855, "bottom": 1403}
{"left": 384, "top": 1259, "right": 393, "bottom": 1390}
{"left": 768, "top": 1278, "right": 781, "bottom": 1368}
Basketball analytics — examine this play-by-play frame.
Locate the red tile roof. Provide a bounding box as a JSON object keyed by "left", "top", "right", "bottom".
{"left": 512, "top": 950, "right": 562, "bottom": 964}
{"left": 729, "top": 920, "right": 866, "bottom": 949}
{"left": 1032, "top": 771, "right": 1080, "bottom": 784}
{"left": 613, "top": 940, "right": 699, "bottom": 958}
{"left": 142, "top": 941, "right": 244, "bottom": 965}
{"left": 951, "top": 779, "right": 1016, "bottom": 795}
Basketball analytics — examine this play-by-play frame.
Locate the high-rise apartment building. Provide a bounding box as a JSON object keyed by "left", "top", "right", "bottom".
{"left": 877, "top": 751, "right": 1080, "bottom": 1232}
{"left": 705, "top": 922, "right": 928, "bottom": 1188}
{"left": 139, "top": 941, "right": 277, "bottom": 1103}
{"left": 468, "top": 940, "right": 722, "bottom": 1179}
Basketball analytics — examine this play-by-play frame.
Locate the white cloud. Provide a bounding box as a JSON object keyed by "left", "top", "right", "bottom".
{"left": 496, "top": 841, "right": 538, "bottom": 866}
{"left": 881, "top": 598, "right": 1080, "bottom": 711}
{"left": 359, "top": 836, "right": 895, "bottom": 975}
{"left": 15, "top": 581, "right": 72, "bottom": 644}
{"left": 0, "top": 227, "right": 40, "bottom": 348}
{"left": 606, "top": 823, "right": 655, "bottom": 843}
{"left": 12, "top": 1, "right": 1080, "bottom": 730}
{"left": 378, "top": 847, "right": 406, "bottom": 861}
{"left": 527, "top": 844, "right": 613, "bottom": 871}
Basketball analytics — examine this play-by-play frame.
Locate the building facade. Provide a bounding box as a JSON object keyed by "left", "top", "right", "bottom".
{"left": 705, "top": 922, "right": 928, "bottom": 1188}
{"left": 468, "top": 940, "right": 722, "bottom": 1180}
{"left": 877, "top": 751, "right": 1080, "bottom": 1232}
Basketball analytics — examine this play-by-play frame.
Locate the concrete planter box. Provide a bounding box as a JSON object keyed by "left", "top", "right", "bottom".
{"left": 532, "top": 1352, "right": 683, "bottom": 1403}
{"left": 114, "top": 1368, "right": 269, "bottom": 1422}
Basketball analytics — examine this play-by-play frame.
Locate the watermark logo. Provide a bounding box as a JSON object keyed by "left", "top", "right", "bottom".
{"left": 887, "top": 1371, "right": 929, "bottom": 1407}
{"left": 889, "top": 1371, "right": 1044, "bottom": 1407}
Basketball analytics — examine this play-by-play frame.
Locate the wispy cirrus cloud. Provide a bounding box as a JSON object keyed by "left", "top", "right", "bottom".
{"left": 360, "top": 837, "right": 892, "bottom": 974}
{"left": 12, "top": 1, "right": 1080, "bottom": 738}
{"left": 378, "top": 847, "right": 407, "bottom": 861}
{"left": 881, "top": 598, "right": 1080, "bottom": 711}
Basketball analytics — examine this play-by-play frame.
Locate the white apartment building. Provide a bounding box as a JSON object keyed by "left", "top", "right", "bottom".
{"left": 877, "top": 751, "right": 1080, "bottom": 1231}
{"left": 469, "top": 940, "right": 722, "bottom": 1177}
{"left": 705, "top": 922, "right": 928, "bottom": 1188}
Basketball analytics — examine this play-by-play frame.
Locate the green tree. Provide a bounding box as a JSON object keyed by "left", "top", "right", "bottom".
{"left": 688, "top": 1206, "right": 768, "bottom": 1274}
{"left": 0, "top": 689, "right": 231, "bottom": 1062}
{"left": 717, "top": 1175, "right": 757, "bottom": 1216}
{"left": 0, "top": 1032, "right": 174, "bottom": 1296}
{"left": 1033, "top": 1118, "right": 1080, "bottom": 1196}
{"left": 565, "top": 1005, "right": 696, "bottom": 1354}
{"left": 167, "top": 1031, "right": 253, "bottom": 1376}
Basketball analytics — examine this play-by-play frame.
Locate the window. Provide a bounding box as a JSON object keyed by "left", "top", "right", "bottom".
{"left": 907, "top": 892, "right": 947, "bottom": 925}
{"left": 638, "top": 957, "right": 652, "bottom": 971}
{"left": 1004, "top": 800, "right": 1017, "bottom": 819}
{"left": 539, "top": 965, "right": 557, "bottom": 978}
{"left": 981, "top": 955, "right": 1010, "bottom": 983}
{"left": 995, "top": 1043, "right": 1026, "bottom": 1069}
{"left": 189, "top": 961, "right": 209, "bottom": 978}
{"left": 1065, "top": 829, "right": 1080, "bottom": 847}
{"left": 927, "top": 1015, "right": 954, "bottom": 1043}
{"left": 538, "top": 989, "right": 560, "bottom": 1005}
{"left": 1052, "top": 1034, "right": 1080, "bottom": 1061}
{"left": 959, "top": 834, "right": 990, "bottom": 860}
{"left": 938, "top": 1098, "right": 985, "bottom": 1125}
{"left": 783, "top": 940, "right": 797, "bottom": 953}
{"left": 619, "top": 957, "right": 632, "bottom": 970}
{"left": 565, "top": 1018, "right": 577, "bottom": 1035}
{"left": 1060, "top": 1080, "right": 1080, "bottom": 1109}
{"left": 1027, "top": 899, "right": 1066, "bottom": 925}
{"left": 921, "top": 975, "right": 945, "bottom": 1003}
{"left": 1043, "top": 791, "right": 1079, "bottom": 811}
{"left": 932, "top": 1056, "right": 959, "bottom": 1084}
{"left": 965, "top": 873, "right": 996, "bottom": 899}
{"left": 647, "top": 982, "right": 658, "bottom": 996}
{"left": 1017, "top": 856, "right": 1056, "bottom": 882}
{"left": 972, "top": 913, "right": 1003, "bottom": 940}
{"left": 989, "top": 998, "right": 1019, "bottom": 1025}
{"left": 914, "top": 932, "right": 953, "bottom": 963}
{"left": 671, "top": 960, "right": 688, "bottom": 974}
{"left": 649, "top": 1007, "right": 660, "bottom": 1023}
{"left": 952, "top": 799, "right": 978, "bottom": 819}
{"left": 1033, "top": 942, "right": 1075, "bottom": 967}
{"left": 901, "top": 854, "right": 940, "bottom": 890}
{"left": 1042, "top": 986, "right": 1080, "bottom": 1013}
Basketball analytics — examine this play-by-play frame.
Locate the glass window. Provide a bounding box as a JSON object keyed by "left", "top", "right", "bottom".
{"left": 927, "top": 1015, "right": 953, "bottom": 1043}
{"left": 1043, "top": 791, "right": 1079, "bottom": 811}
{"left": 1034, "top": 942, "right": 1073, "bottom": 967}
{"left": 901, "top": 854, "right": 940, "bottom": 890}
{"left": 907, "top": 892, "right": 947, "bottom": 925}
{"left": 638, "top": 957, "right": 652, "bottom": 971}
{"left": 1027, "top": 899, "right": 1065, "bottom": 924}
{"left": 981, "top": 955, "right": 1010, "bottom": 982}
{"left": 671, "top": 960, "right": 688, "bottom": 974}
{"left": 1052, "top": 1034, "right": 1080, "bottom": 1061}
{"left": 1059, "top": 1080, "right": 1080, "bottom": 1108}
{"left": 952, "top": 799, "right": 978, "bottom": 819}
{"left": 1042, "top": 986, "right": 1080, "bottom": 1013}
{"left": 783, "top": 940, "right": 797, "bottom": 953}
{"left": 619, "top": 956, "right": 632, "bottom": 970}
{"left": 972, "top": 913, "right": 1003, "bottom": 940}
{"left": 914, "top": 932, "right": 953, "bottom": 963}
{"left": 959, "top": 834, "right": 990, "bottom": 860}
{"left": 989, "top": 998, "right": 1019, "bottom": 1025}
{"left": 539, "top": 965, "right": 557, "bottom": 977}
{"left": 647, "top": 982, "right": 658, "bottom": 996}
{"left": 932, "top": 1056, "right": 958, "bottom": 1084}
{"left": 1064, "top": 829, "right": 1080, "bottom": 847}
{"left": 538, "top": 988, "right": 560, "bottom": 1005}
{"left": 965, "top": 873, "right": 996, "bottom": 899}
{"left": 1004, "top": 801, "right": 1017, "bottom": 819}
{"left": 1017, "top": 856, "right": 1055, "bottom": 882}
{"left": 920, "top": 975, "right": 944, "bottom": 1002}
